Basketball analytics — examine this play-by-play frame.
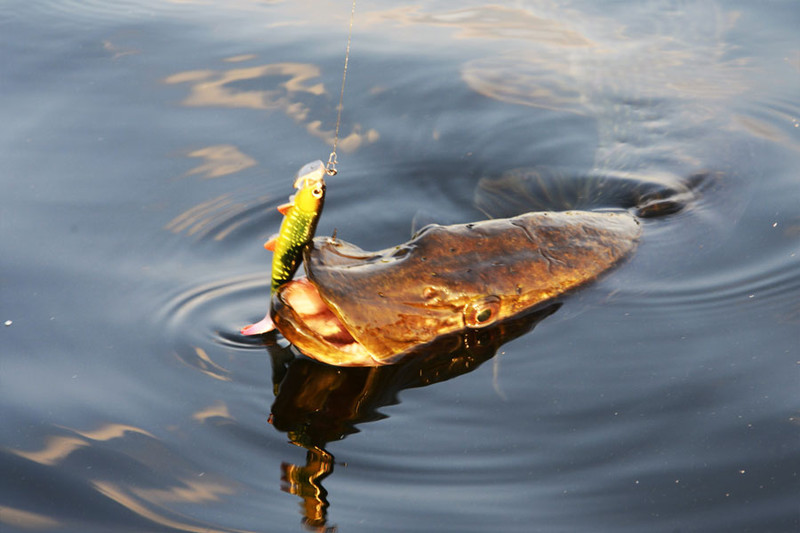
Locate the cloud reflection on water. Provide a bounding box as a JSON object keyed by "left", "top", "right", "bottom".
{"left": 165, "top": 61, "right": 378, "bottom": 153}
{"left": 367, "top": 3, "right": 592, "bottom": 45}
{"left": 7, "top": 422, "right": 252, "bottom": 533}
{"left": 11, "top": 424, "right": 156, "bottom": 466}
{"left": 186, "top": 145, "right": 257, "bottom": 179}
{"left": 0, "top": 505, "right": 60, "bottom": 531}
{"left": 92, "top": 480, "right": 252, "bottom": 533}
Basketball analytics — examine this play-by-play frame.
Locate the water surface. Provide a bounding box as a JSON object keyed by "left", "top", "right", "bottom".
{"left": 2, "top": 1, "right": 799, "bottom": 532}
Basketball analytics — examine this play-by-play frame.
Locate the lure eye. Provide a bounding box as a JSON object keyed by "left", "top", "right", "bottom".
{"left": 311, "top": 186, "right": 324, "bottom": 199}
{"left": 463, "top": 296, "right": 501, "bottom": 329}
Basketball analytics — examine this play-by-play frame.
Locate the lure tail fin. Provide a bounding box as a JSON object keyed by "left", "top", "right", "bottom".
{"left": 264, "top": 234, "right": 278, "bottom": 251}
{"left": 241, "top": 312, "right": 276, "bottom": 336}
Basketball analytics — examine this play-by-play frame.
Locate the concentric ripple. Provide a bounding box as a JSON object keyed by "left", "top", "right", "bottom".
{"left": 617, "top": 248, "right": 800, "bottom": 320}
{"left": 158, "top": 273, "right": 270, "bottom": 349}
{"left": 164, "top": 191, "right": 278, "bottom": 245}
{"left": 154, "top": 273, "right": 275, "bottom": 380}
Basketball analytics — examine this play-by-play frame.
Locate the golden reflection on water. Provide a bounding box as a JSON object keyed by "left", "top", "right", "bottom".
{"left": 8, "top": 422, "right": 250, "bottom": 532}
{"left": 224, "top": 54, "right": 258, "bottom": 63}
{"left": 131, "top": 478, "right": 236, "bottom": 504}
{"left": 11, "top": 436, "right": 89, "bottom": 467}
{"left": 72, "top": 423, "right": 157, "bottom": 442}
{"left": 175, "top": 347, "right": 232, "bottom": 382}
{"left": 165, "top": 192, "right": 270, "bottom": 241}
{"left": 165, "top": 194, "right": 235, "bottom": 236}
{"left": 0, "top": 505, "right": 60, "bottom": 531}
{"left": 368, "top": 4, "right": 592, "bottom": 45}
{"left": 165, "top": 61, "right": 378, "bottom": 153}
{"left": 192, "top": 401, "right": 233, "bottom": 423}
{"left": 11, "top": 424, "right": 156, "bottom": 466}
{"left": 186, "top": 145, "right": 257, "bottom": 179}
{"left": 92, "top": 481, "right": 253, "bottom": 533}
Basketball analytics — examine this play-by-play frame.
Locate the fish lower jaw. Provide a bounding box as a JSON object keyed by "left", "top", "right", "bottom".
{"left": 273, "top": 278, "right": 384, "bottom": 366}
{"left": 287, "top": 325, "right": 383, "bottom": 367}
{"left": 300, "top": 341, "right": 385, "bottom": 367}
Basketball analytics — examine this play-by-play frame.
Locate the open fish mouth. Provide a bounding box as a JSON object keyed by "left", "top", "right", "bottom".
{"left": 270, "top": 210, "right": 642, "bottom": 367}
{"left": 272, "top": 277, "right": 381, "bottom": 366}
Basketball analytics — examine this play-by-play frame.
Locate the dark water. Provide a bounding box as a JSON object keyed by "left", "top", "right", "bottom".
{"left": 2, "top": 1, "right": 799, "bottom": 532}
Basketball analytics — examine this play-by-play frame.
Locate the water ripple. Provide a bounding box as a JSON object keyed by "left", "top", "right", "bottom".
{"left": 618, "top": 247, "right": 800, "bottom": 320}
{"left": 165, "top": 191, "right": 277, "bottom": 244}
{"left": 156, "top": 273, "right": 271, "bottom": 379}
{"left": 9, "top": 0, "right": 183, "bottom": 24}
{"left": 8, "top": 0, "right": 284, "bottom": 26}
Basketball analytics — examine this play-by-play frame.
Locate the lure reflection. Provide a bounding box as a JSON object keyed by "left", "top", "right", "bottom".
{"left": 265, "top": 303, "right": 560, "bottom": 531}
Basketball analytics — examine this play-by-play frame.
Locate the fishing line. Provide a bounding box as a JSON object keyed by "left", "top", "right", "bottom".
{"left": 325, "top": 0, "right": 357, "bottom": 176}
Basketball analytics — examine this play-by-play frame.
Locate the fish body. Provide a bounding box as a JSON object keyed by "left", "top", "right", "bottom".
{"left": 241, "top": 160, "right": 326, "bottom": 336}
{"left": 271, "top": 210, "right": 641, "bottom": 366}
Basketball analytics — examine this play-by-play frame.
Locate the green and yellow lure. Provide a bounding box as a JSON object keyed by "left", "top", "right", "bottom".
{"left": 241, "top": 160, "right": 326, "bottom": 335}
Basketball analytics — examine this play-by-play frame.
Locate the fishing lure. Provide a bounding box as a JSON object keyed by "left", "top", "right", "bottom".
{"left": 241, "top": 160, "right": 327, "bottom": 336}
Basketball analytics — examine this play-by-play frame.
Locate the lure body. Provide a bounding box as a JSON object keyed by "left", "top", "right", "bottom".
{"left": 269, "top": 162, "right": 327, "bottom": 292}
{"left": 241, "top": 160, "right": 326, "bottom": 336}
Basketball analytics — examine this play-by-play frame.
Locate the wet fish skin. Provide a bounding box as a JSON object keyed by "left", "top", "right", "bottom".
{"left": 273, "top": 210, "right": 642, "bottom": 365}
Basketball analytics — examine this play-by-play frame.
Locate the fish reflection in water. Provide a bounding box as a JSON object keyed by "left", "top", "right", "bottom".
{"left": 265, "top": 304, "right": 559, "bottom": 531}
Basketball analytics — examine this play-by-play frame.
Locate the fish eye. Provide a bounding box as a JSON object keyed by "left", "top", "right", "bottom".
{"left": 476, "top": 308, "right": 493, "bottom": 323}
{"left": 464, "top": 296, "right": 501, "bottom": 328}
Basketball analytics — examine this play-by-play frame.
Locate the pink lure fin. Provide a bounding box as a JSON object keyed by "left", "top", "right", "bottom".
{"left": 241, "top": 312, "right": 275, "bottom": 336}
{"left": 277, "top": 202, "right": 292, "bottom": 215}
{"left": 264, "top": 234, "right": 278, "bottom": 251}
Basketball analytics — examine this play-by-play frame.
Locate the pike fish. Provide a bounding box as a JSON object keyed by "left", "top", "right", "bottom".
{"left": 270, "top": 210, "right": 641, "bottom": 366}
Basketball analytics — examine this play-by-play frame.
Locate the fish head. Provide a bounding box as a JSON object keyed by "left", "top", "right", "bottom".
{"left": 272, "top": 211, "right": 641, "bottom": 366}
